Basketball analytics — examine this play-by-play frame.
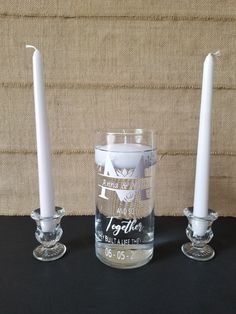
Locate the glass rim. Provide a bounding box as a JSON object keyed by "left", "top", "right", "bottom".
{"left": 95, "top": 128, "right": 156, "bottom": 136}
{"left": 31, "top": 207, "right": 65, "bottom": 221}
{"left": 183, "top": 207, "right": 218, "bottom": 222}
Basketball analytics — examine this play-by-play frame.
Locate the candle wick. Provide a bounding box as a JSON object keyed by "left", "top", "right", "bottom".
{"left": 26, "top": 44, "right": 37, "bottom": 51}
{"left": 211, "top": 50, "right": 221, "bottom": 58}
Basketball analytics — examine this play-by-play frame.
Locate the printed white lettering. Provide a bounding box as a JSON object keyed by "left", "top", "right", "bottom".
{"left": 106, "top": 217, "right": 143, "bottom": 236}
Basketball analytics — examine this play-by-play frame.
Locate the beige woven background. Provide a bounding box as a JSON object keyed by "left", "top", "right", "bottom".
{"left": 0, "top": 1, "right": 235, "bottom": 216}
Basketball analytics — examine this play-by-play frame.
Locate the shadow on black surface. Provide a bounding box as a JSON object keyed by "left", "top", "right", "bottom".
{"left": 64, "top": 235, "right": 94, "bottom": 252}
{"left": 211, "top": 219, "right": 236, "bottom": 256}
{"left": 152, "top": 238, "right": 185, "bottom": 262}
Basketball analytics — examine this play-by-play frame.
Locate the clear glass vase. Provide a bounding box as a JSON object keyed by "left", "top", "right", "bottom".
{"left": 95, "top": 129, "right": 157, "bottom": 269}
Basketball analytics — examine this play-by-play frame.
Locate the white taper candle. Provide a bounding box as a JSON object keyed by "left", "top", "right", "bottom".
{"left": 26, "top": 45, "right": 55, "bottom": 232}
{"left": 193, "top": 51, "right": 220, "bottom": 236}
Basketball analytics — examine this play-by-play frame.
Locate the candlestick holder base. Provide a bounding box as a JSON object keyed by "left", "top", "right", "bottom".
{"left": 31, "top": 207, "right": 66, "bottom": 261}
{"left": 181, "top": 207, "right": 218, "bottom": 261}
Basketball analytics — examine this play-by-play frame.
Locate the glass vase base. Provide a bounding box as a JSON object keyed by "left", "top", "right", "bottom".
{"left": 181, "top": 242, "right": 215, "bottom": 261}
{"left": 95, "top": 242, "right": 153, "bottom": 269}
{"left": 33, "top": 243, "right": 66, "bottom": 262}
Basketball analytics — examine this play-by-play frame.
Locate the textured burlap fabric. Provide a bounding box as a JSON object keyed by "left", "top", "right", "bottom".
{"left": 0, "top": 1, "right": 235, "bottom": 215}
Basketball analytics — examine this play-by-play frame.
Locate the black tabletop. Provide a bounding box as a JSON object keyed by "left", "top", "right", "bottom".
{"left": 0, "top": 216, "right": 235, "bottom": 314}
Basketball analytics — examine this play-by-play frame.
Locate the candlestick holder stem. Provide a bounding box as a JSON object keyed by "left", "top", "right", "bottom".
{"left": 181, "top": 207, "right": 218, "bottom": 261}
{"left": 31, "top": 207, "right": 66, "bottom": 261}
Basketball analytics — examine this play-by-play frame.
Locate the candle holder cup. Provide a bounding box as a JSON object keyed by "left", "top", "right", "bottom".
{"left": 181, "top": 207, "right": 218, "bottom": 261}
{"left": 31, "top": 207, "right": 66, "bottom": 261}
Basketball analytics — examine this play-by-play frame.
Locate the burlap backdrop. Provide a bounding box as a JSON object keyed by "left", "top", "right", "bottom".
{"left": 0, "top": 1, "right": 235, "bottom": 215}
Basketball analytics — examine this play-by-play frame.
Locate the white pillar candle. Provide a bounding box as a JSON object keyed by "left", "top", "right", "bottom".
{"left": 193, "top": 51, "right": 220, "bottom": 236}
{"left": 26, "top": 45, "right": 55, "bottom": 232}
{"left": 95, "top": 143, "right": 156, "bottom": 169}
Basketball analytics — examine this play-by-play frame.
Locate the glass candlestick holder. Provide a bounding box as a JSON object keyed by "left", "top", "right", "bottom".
{"left": 181, "top": 207, "right": 218, "bottom": 261}
{"left": 31, "top": 207, "right": 66, "bottom": 261}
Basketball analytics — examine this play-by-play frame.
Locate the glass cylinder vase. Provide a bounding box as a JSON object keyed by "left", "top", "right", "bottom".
{"left": 95, "top": 129, "right": 157, "bottom": 269}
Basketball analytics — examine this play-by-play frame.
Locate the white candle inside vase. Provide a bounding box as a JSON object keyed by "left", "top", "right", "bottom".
{"left": 193, "top": 51, "right": 220, "bottom": 236}
{"left": 26, "top": 45, "right": 55, "bottom": 232}
{"left": 95, "top": 143, "right": 156, "bottom": 169}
